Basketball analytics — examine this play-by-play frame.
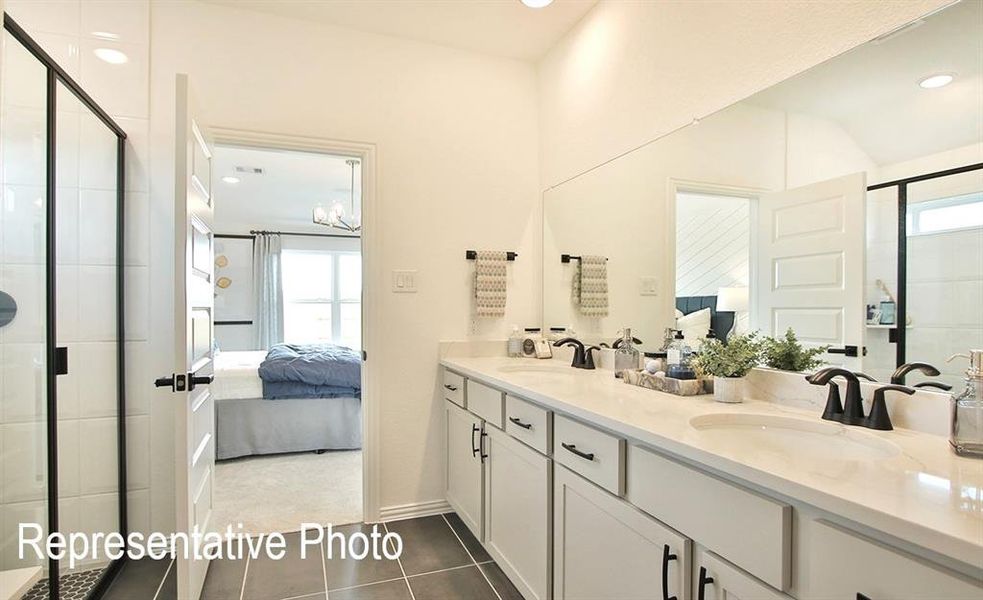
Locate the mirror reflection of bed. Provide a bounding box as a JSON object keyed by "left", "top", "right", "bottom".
{"left": 210, "top": 144, "right": 364, "bottom": 534}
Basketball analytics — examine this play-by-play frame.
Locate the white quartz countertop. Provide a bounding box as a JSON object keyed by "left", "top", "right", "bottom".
{"left": 441, "top": 356, "right": 983, "bottom": 571}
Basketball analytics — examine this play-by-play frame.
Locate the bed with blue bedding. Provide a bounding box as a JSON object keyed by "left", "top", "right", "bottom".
{"left": 212, "top": 344, "right": 362, "bottom": 460}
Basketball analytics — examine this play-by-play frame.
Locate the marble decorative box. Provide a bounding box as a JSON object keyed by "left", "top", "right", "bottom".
{"left": 621, "top": 369, "right": 713, "bottom": 396}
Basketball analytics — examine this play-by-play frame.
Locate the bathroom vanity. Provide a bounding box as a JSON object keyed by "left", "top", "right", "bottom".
{"left": 440, "top": 358, "right": 982, "bottom": 600}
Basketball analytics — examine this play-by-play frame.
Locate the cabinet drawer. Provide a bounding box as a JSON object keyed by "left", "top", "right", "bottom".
{"left": 553, "top": 414, "right": 625, "bottom": 495}
{"left": 627, "top": 445, "right": 790, "bottom": 591}
{"left": 467, "top": 380, "right": 504, "bottom": 428}
{"left": 443, "top": 370, "right": 465, "bottom": 407}
{"left": 803, "top": 519, "right": 982, "bottom": 600}
{"left": 505, "top": 395, "right": 551, "bottom": 454}
{"left": 696, "top": 549, "right": 790, "bottom": 600}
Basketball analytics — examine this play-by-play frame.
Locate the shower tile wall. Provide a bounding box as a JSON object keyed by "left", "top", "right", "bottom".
{"left": 0, "top": 0, "right": 151, "bottom": 572}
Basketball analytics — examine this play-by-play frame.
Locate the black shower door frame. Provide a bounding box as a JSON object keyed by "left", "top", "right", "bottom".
{"left": 3, "top": 13, "right": 128, "bottom": 600}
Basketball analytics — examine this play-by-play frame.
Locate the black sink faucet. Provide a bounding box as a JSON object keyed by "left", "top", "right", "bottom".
{"left": 554, "top": 338, "right": 598, "bottom": 370}
{"left": 890, "top": 362, "right": 941, "bottom": 385}
{"left": 807, "top": 367, "right": 865, "bottom": 425}
{"left": 865, "top": 385, "right": 915, "bottom": 431}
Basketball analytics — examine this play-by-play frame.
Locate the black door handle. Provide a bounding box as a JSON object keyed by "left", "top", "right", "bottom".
{"left": 561, "top": 443, "right": 595, "bottom": 461}
{"left": 189, "top": 374, "right": 213, "bottom": 391}
{"left": 661, "top": 544, "right": 678, "bottom": 600}
{"left": 154, "top": 376, "right": 174, "bottom": 388}
{"left": 509, "top": 416, "right": 532, "bottom": 430}
{"left": 471, "top": 424, "right": 480, "bottom": 456}
{"left": 697, "top": 566, "right": 714, "bottom": 600}
{"left": 828, "top": 345, "right": 867, "bottom": 357}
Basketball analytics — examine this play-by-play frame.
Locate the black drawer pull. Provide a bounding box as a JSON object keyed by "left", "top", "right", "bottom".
{"left": 480, "top": 429, "right": 488, "bottom": 463}
{"left": 662, "top": 544, "right": 677, "bottom": 600}
{"left": 561, "top": 442, "right": 594, "bottom": 461}
{"left": 697, "top": 566, "right": 713, "bottom": 600}
{"left": 444, "top": 384, "right": 458, "bottom": 392}
{"left": 471, "top": 424, "right": 480, "bottom": 456}
{"left": 509, "top": 416, "right": 533, "bottom": 430}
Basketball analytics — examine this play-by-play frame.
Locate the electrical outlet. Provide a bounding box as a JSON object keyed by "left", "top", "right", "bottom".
{"left": 640, "top": 276, "right": 659, "bottom": 296}
{"left": 392, "top": 270, "right": 418, "bottom": 293}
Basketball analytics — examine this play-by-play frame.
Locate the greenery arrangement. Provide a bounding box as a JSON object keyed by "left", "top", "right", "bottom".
{"left": 761, "top": 328, "right": 829, "bottom": 372}
{"left": 692, "top": 332, "right": 763, "bottom": 379}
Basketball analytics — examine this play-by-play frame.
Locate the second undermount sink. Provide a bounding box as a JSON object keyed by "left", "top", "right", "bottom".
{"left": 689, "top": 413, "right": 901, "bottom": 463}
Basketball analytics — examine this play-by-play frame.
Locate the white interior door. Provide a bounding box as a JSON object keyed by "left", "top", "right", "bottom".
{"left": 173, "top": 73, "right": 216, "bottom": 599}
{"left": 754, "top": 172, "right": 866, "bottom": 369}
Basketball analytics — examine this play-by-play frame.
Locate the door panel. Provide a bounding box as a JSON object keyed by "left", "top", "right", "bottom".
{"left": 755, "top": 172, "right": 866, "bottom": 369}
{"left": 484, "top": 426, "right": 550, "bottom": 600}
{"left": 174, "top": 73, "right": 216, "bottom": 600}
{"left": 445, "top": 400, "right": 483, "bottom": 540}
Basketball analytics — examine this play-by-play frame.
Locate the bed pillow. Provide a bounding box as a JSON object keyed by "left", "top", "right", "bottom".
{"left": 676, "top": 307, "right": 712, "bottom": 349}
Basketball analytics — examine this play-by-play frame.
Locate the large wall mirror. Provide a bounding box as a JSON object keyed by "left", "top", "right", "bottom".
{"left": 543, "top": 0, "right": 981, "bottom": 386}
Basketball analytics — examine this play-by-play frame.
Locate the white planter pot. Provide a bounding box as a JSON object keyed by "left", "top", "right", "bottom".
{"left": 713, "top": 376, "right": 746, "bottom": 403}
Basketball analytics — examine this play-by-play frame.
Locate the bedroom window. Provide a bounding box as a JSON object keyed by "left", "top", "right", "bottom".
{"left": 282, "top": 250, "right": 361, "bottom": 349}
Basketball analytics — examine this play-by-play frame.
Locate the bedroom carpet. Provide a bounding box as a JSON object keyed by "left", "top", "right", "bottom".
{"left": 211, "top": 450, "right": 362, "bottom": 534}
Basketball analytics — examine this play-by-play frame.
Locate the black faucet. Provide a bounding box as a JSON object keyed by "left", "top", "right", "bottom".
{"left": 554, "top": 338, "right": 598, "bottom": 370}
{"left": 890, "top": 362, "right": 941, "bottom": 385}
{"left": 913, "top": 381, "right": 953, "bottom": 392}
{"left": 807, "top": 367, "right": 865, "bottom": 425}
{"left": 865, "top": 385, "right": 915, "bottom": 430}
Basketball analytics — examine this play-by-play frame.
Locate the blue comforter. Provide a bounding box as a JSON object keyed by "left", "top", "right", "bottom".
{"left": 258, "top": 343, "right": 361, "bottom": 399}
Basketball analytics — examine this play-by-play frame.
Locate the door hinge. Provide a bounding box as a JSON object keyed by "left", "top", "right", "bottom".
{"left": 55, "top": 346, "right": 69, "bottom": 376}
{"left": 362, "top": 350, "right": 367, "bottom": 362}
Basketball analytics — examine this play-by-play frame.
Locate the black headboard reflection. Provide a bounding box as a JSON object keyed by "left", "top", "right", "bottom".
{"left": 675, "top": 295, "right": 735, "bottom": 341}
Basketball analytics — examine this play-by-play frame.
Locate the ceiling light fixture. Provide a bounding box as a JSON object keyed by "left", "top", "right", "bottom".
{"left": 313, "top": 159, "right": 361, "bottom": 233}
{"left": 93, "top": 48, "right": 128, "bottom": 64}
{"left": 521, "top": 0, "right": 553, "bottom": 7}
{"left": 918, "top": 73, "right": 954, "bottom": 89}
{"left": 221, "top": 176, "right": 241, "bottom": 184}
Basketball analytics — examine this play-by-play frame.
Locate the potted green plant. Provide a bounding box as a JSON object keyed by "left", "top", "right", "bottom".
{"left": 762, "top": 328, "right": 829, "bottom": 373}
{"left": 692, "top": 332, "right": 763, "bottom": 403}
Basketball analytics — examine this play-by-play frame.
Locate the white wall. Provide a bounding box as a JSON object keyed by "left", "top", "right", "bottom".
{"left": 147, "top": 0, "right": 541, "bottom": 526}
{"left": 537, "top": 0, "right": 953, "bottom": 188}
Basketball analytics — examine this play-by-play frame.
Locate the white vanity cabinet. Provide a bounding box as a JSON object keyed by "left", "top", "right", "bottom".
{"left": 695, "top": 549, "right": 791, "bottom": 600}
{"left": 553, "top": 464, "right": 691, "bottom": 600}
{"left": 445, "top": 399, "right": 485, "bottom": 539}
{"left": 484, "top": 425, "right": 551, "bottom": 600}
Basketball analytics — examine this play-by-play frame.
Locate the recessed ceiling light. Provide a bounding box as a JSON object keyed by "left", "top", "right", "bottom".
{"left": 918, "top": 73, "right": 954, "bottom": 89}
{"left": 522, "top": 0, "right": 553, "bottom": 7}
{"left": 93, "top": 48, "right": 128, "bottom": 64}
{"left": 222, "top": 176, "right": 241, "bottom": 184}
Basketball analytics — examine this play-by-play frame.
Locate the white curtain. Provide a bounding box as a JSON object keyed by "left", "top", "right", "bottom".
{"left": 253, "top": 233, "right": 284, "bottom": 349}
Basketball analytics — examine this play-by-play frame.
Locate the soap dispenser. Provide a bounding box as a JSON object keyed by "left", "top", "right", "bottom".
{"left": 947, "top": 350, "right": 983, "bottom": 458}
{"left": 614, "top": 328, "right": 641, "bottom": 376}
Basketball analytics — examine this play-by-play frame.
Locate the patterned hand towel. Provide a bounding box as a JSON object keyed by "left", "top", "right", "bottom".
{"left": 474, "top": 250, "right": 508, "bottom": 317}
{"left": 573, "top": 255, "right": 608, "bottom": 317}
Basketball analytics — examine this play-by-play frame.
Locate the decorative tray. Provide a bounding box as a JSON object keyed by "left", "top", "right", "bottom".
{"left": 620, "top": 369, "right": 713, "bottom": 396}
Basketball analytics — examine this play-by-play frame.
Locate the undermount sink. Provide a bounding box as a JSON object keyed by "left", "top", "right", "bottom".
{"left": 689, "top": 413, "right": 901, "bottom": 463}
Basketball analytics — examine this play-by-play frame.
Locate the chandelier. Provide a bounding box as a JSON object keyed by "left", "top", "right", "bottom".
{"left": 313, "top": 159, "right": 361, "bottom": 233}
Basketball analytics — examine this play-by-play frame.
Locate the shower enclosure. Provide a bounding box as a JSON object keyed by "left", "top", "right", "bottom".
{"left": 864, "top": 162, "right": 983, "bottom": 386}
{"left": 1, "top": 14, "right": 126, "bottom": 600}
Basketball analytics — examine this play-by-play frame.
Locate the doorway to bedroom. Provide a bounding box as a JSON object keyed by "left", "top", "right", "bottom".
{"left": 210, "top": 144, "right": 364, "bottom": 533}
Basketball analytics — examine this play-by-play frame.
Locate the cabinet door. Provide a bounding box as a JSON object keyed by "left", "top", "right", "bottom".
{"left": 695, "top": 549, "right": 790, "bottom": 600}
{"left": 445, "top": 400, "right": 484, "bottom": 540}
{"left": 484, "top": 425, "right": 550, "bottom": 600}
{"left": 554, "top": 465, "right": 690, "bottom": 600}
{"left": 803, "top": 520, "right": 982, "bottom": 600}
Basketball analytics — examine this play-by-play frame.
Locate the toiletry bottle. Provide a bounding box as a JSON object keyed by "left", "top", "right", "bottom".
{"left": 614, "top": 328, "right": 641, "bottom": 376}
{"left": 508, "top": 325, "right": 522, "bottom": 358}
{"left": 667, "top": 331, "right": 696, "bottom": 380}
{"left": 947, "top": 349, "right": 983, "bottom": 458}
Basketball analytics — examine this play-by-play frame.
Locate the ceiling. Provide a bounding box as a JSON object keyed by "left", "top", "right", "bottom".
{"left": 746, "top": 0, "right": 982, "bottom": 166}
{"left": 201, "top": 0, "right": 597, "bottom": 61}
{"left": 213, "top": 145, "right": 361, "bottom": 235}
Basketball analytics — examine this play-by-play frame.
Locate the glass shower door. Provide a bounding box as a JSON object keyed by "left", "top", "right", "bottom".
{"left": 0, "top": 24, "right": 51, "bottom": 590}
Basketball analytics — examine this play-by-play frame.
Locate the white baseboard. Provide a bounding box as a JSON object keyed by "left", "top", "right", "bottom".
{"left": 377, "top": 499, "right": 452, "bottom": 523}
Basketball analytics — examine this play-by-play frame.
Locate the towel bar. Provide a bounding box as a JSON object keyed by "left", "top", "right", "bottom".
{"left": 561, "top": 254, "right": 608, "bottom": 263}
{"left": 466, "top": 250, "right": 518, "bottom": 261}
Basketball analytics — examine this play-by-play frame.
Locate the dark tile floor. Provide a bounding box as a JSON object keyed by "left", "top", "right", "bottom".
{"left": 97, "top": 513, "right": 521, "bottom": 600}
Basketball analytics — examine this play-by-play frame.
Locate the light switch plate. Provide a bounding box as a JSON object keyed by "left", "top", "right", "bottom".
{"left": 392, "top": 270, "right": 418, "bottom": 293}
{"left": 640, "top": 276, "right": 659, "bottom": 296}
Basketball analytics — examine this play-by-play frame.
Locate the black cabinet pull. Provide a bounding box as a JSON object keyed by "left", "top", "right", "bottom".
{"left": 471, "top": 424, "right": 480, "bottom": 456}
{"left": 697, "top": 566, "right": 714, "bottom": 600}
{"left": 661, "top": 544, "right": 678, "bottom": 600}
{"left": 480, "top": 428, "right": 489, "bottom": 463}
{"left": 561, "top": 442, "right": 595, "bottom": 461}
{"left": 444, "top": 384, "right": 458, "bottom": 392}
{"left": 509, "top": 416, "right": 532, "bottom": 430}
